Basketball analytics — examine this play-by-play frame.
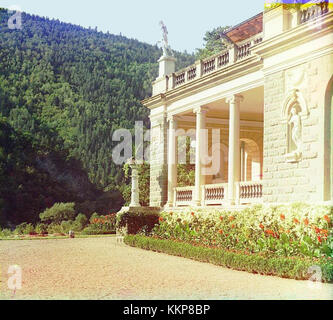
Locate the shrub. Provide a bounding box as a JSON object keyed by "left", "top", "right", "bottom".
{"left": 47, "top": 222, "right": 63, "bottom": 234}
{"left": 14, "top": 223, "right": 35, "bottom": 235}
{"left": 116, "top": 209, "right": 159, "bottom": 235}
{"left": 125, "top": 235, "right": 333, "bottom": 283}
{"left": 40, "top": 203, "right": 76, "bottom": 224}
{"left": 0, "top": 228, "right": 12, "bottom": 238}
{"left": 152, "top": 204, "right": 333, "bottom": 259}
{"left": 75, "top": 214, "right": 88, "bottom": 231}
{"left": 35, "top": 223, "right": 48, "bottom": 235}
{"left": 60, "top": 220, "right": 74, "bottom": 234}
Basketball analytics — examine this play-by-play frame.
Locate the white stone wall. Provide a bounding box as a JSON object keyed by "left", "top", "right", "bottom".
{"left": 263, "top": 53, "right": 333, "bottom": 203}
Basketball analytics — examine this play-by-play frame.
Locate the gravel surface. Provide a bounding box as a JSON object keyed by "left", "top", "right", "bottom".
{"left": 0, "top": 237, "right": 332, "bottom": 300}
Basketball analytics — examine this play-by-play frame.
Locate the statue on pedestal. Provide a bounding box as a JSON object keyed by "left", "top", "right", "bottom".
{"left": 158, "top": 21, "right": 173, "bottom": 57}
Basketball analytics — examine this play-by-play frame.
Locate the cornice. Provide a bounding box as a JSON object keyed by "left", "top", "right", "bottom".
{"left": 253, "top": 11, "right": 333, "bottom": 60}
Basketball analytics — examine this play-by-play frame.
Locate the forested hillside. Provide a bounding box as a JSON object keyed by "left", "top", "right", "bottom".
{"left": 0, "top": 8, "right": 195, "bottom": 225}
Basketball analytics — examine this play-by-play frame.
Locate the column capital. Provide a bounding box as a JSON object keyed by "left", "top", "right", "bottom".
{"left": 193, "top": 106, "right": 209, "bottom": 114}
{"left": 167, "top": 114, "right": 179, "bottom": 122}
{"left": 226, "top": 94, "right": 244, "bottom": 105}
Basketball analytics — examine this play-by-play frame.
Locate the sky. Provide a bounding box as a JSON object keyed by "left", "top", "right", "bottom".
{"left": 1, "top": 0, "right": 265, "bottom": 53}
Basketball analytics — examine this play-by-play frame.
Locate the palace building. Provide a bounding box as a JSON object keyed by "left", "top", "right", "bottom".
{"left": 142, "top": 2, "right": 333, "bottom": 209}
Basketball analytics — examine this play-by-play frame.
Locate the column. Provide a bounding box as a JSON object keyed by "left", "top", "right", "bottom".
{"left": 226, "top": 95, "right": 243, "bottom": 204}
{"left": 241, "top": 141, "right": 246, "bottom": 182}
{"left": 167, "top": 116, "right": 178, "bottom": 207}
{"left": 193, "top": 106, "right": 208, "bottom": 206}
{"left": 129, "top": 160, "right": 141, "bottom": 208}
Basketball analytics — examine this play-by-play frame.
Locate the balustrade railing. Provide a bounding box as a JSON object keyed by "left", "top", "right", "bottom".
{"left": 299, "top": 1, "right": 329, "bottom": 24}
{"left": 172, "top": 33, "right": 263, "bottom": 89}
{"left": 174, "top": 181, "right": 263, "bottom": 207}
{"left": 202, "top": 57, "right": 216, "bottom": 75}
{"left": 187, "top": 66, "right": 197, "bottom": 81}
{"left": 175, "top": 72, "right": 185, "bottom": 87}
{"left": 237, "top": 181, "right": 263, "bottom": 204}
{"left": 217, "top": 51, "right": 229, "bottom": 68}
{"left": 202, "top": 183, "right": 228, "bottom": 206}
{"left": 174, "top": 186, "right": 194, "bottom": 206}
{"left": 237, "top": 41, "right": 251, "bottom": 60}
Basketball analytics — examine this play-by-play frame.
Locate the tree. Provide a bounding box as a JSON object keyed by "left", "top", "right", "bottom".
{"left": 196, "top": 26, "right": 231, "bottom": 60}
{"left": 39, "top": 203, "right": 76, "bottom": 224}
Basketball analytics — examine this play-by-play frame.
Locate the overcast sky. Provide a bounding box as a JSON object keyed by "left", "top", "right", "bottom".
{"left": 1, "top": 0, "right": 265, "bottom": 53}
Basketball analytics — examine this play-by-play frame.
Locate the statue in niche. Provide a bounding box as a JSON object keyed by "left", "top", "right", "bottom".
{"left": 287, "top": 105, "right": 302, "bottom": 161}
{"left": 158, "top": 21, "right": 173, "bottom": 57}
{"left": 289, "top": 107, "right": 302, "bottom": 151}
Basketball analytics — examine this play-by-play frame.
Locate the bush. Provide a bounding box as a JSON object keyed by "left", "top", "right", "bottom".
{"left": 40, "top": 203, "right": 76, "bottom": 224}
{"left": 60, "top": 220, "right": 74, "bottom": 234}
{"left": 125, "top": 235, "right": 333, "bottom": 283}
{"left": 47, "top": 222, "right": 63, "bottom": 234}
{"left": 0, "top": 228, "right": 12, "bottom": 238}
{"left": 75, "top": 214, "right": 88, "bottom": 231}
{"left": 152, "top": 204, "right": 333, "bottom": 259}
{"left": 116, "top": 209, "right": 160, "bottom": 235}
{"left": 35, "top": 223, "right": 48, "bottom": 235}
{"left": 14, "top": 223, "right": 35, "bottom": 235}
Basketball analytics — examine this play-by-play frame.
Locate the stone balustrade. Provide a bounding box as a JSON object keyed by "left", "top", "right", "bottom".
{"left": 299, "top": 1, "right": 329, "bottom": 24}
{"left": 202, "top": 183, "right": 228, "bottom": 206}
{"left": 174, "top": 186, "right": 194, "bottom": 206}
{"left": 173, "top": 182, "right": 263, "bottom": 207}
{"left": 237, "top": 181, "right": 263, "bottom": 204}
{"left": 169, "top": 33, "right": 263, "bottom": 90}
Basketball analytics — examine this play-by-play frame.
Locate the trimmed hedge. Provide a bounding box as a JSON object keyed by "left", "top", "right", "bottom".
{"left": 125, "top": 235, "right": 333, "bottom": 283}
{"left": 116, "top": 209, "right": 160, "bottom": 235}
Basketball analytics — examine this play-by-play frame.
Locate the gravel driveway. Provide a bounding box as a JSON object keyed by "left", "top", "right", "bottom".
{"left": 0, "top": 237, "right": 332, "bottom": 300}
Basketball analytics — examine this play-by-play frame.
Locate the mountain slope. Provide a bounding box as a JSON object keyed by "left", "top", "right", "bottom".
{"left": 0, "top": 8, "right": 195, "bottom": 224}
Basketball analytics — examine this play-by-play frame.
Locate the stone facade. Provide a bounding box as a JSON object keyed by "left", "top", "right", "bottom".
{"left": 263, "top": 51, "right": 333, "bottom": 204}
{"left": 143, "top": 4, "right": 333, "bottom": 208}
{"left": 149, "top": 117, "right": 168, "bottom": 207}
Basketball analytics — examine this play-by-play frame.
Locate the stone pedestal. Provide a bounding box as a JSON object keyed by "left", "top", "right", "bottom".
{"left": 158, "top": 55, "right": 176, "bottom": 79}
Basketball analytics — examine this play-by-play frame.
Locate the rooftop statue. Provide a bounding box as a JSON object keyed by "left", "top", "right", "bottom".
{"left": 158, "top": 21, "right": 173, "bottom": 57}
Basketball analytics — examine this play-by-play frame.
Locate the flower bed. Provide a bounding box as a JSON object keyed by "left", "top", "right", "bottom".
{"left": 153, "top": 204, "right": 333, "bottom": 259}
{"left": 82, "top": 213, "right": 116, "bottom": 235}
{"left": 125, "top": 235, "right": 333, "bottom": 283}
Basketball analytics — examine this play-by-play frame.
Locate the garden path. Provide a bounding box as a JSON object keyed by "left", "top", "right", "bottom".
{"left": 0, "top": 237, "right": 332, "bottom": 300}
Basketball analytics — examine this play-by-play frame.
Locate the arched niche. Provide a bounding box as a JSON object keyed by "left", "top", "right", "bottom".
{"left": 281, "top": 89, "right": 309, "bottom": 163}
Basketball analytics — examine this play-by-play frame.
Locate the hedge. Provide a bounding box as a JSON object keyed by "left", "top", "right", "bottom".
{"left": 125, "top": 235, "right": 333, "bottom": 283}
{"left": 116, "top": 208, "right": 160, "bottom": 235}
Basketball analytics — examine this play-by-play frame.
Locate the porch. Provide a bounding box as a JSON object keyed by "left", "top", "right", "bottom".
{"left": 167, "top": 86, "right": 264, "bottom": 208}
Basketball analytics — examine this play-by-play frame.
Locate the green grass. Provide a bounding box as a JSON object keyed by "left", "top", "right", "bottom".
{"left": 124, "top": 235, "right": 333, "bottom": 283}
